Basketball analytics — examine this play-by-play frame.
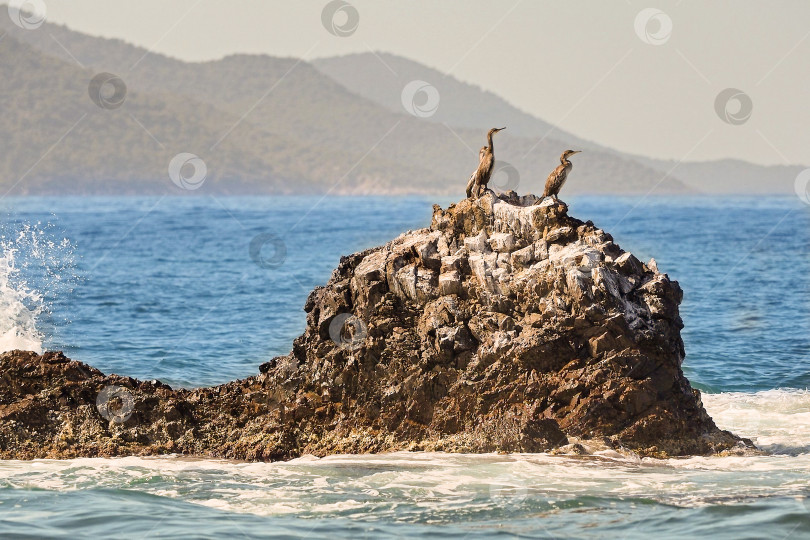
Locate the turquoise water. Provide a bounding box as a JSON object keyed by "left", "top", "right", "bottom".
{"left": 1, "top": 195, "right": 809, "bottom": 538}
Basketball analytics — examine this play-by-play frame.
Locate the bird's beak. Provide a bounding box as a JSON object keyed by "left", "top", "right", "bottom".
{"left": 497, "top": 127, "right": 506, "bottom": 131}
{"left": 571, "top": 150, "right": 581, "bottom": 154}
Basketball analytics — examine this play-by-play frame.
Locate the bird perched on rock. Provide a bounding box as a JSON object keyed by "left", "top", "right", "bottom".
{"left": 466, "top": 127, "right": 506, "bottom": 199}
{"left": 543, "top": 150, "right": 581, "bottom": 199}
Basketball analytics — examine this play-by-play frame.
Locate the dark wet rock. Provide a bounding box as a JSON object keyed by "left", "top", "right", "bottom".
{"left": 0, "top": 193, "right": 747, "bottom": 460}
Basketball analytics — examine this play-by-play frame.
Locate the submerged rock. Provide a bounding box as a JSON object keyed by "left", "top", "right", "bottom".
{"left": 0, "top": 193, "right": 746, "bottom": 460}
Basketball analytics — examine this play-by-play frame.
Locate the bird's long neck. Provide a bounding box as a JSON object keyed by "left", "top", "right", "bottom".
{"left": 561, "top": 157, "right": 571, "bottom": 168}
{"left": 487, "top": 132, "right": 495, "bottom": 152}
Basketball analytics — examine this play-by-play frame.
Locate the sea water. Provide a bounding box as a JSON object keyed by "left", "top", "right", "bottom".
{"left": 0, "top": 195, "right": 808, "bottom": 539}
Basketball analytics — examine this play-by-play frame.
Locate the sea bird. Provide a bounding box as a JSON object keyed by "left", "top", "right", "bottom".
{"left": 465, "top": 127, "right": 506, "bottom": 199}
{"left": 542, "top": 150, "right": 581, "bottom": 199}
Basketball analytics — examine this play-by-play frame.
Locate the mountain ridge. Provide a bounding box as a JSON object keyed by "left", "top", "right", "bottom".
{"left": 314, "top": 51, "right": 804, "bottom": 194}
{"left": 1, "top": 18, "right": 781, "bottom": 195}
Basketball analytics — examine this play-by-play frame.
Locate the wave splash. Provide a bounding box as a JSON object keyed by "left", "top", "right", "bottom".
{"left": 0, "top": 222, "right": 75, "bottom": 354}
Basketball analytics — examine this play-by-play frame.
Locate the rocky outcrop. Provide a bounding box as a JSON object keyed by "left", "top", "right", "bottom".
{"left": 0, "top": 193, "right": 746, "bottom": 460}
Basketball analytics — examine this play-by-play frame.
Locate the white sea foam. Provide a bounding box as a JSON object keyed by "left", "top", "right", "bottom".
{"left": 0, "top": 450, "right": 808, "bottom": 518}
{"left": 703, "top": 389, "right": 810, "bottom": 454}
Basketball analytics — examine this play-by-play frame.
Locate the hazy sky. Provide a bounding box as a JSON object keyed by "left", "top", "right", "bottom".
{"left": 13, "top": 0, "right": 810, "bottom": 165}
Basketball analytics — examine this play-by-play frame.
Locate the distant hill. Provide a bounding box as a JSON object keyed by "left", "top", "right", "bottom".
{"left": 315, "top": 52, "right": 805, "bottom": 195}
{"left": 1, "top": 19, "right": 703, "bottom": 195}
{"left": 0, "top": 33, "right": 431, "bottom": 194}
{"left": 634, "top": 158, "right": 804, "bottom": 194}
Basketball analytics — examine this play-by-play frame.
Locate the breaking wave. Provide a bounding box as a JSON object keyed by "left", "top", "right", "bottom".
{"left": 0, "top": 222, "right": 75, "bottom": 354}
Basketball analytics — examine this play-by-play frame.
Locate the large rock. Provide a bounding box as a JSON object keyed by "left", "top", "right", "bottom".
{"left": 0, "top": 192, "right": 746, "bottom": 460}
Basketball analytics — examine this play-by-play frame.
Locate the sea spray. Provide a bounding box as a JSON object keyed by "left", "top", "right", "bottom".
{"left": 0, "top": 248, "right": 42, "bottom": 353}
{"left": 0, "top": 221, "right": 76, "bottom": 354}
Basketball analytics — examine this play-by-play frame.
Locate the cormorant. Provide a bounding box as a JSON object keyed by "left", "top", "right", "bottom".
{"left": 543, "top": 150, "right": 581, "bottom": 199}
{"left": 466, "top": 127, "right": 506, "bottom": 199}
